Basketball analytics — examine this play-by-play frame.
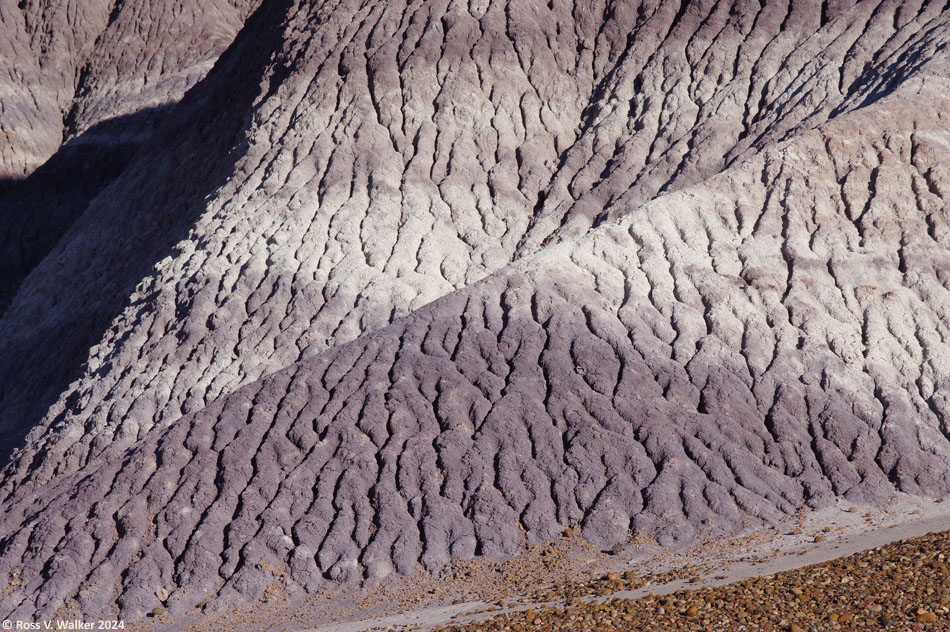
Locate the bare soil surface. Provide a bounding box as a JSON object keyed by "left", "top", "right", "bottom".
{"left": 132, "top": 495, "right": 950, "bottom": 631}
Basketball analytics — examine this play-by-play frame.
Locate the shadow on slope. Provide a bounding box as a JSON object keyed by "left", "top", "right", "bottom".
{"left": 0, "top": 0, "right": 294, "bottom": 469}
{"left": 0, "top": 105, "right": 174, "bottom": 315}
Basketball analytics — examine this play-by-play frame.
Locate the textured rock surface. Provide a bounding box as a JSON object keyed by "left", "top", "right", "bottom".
{"left": 0, "top": 0, "right": 260, "bottom": 178}
{"left": 0, "top": 0, "right": 261, "bottom": 309}
{"left": 1, "top": 0, "right": 949, "bottom": 624}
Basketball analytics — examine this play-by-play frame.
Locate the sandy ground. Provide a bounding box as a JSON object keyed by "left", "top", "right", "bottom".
{"left": 141, "top": 493, "right": 948, "bottom": 632}
{"left": 304, "top": 495, "right": 950, "bottom": 632}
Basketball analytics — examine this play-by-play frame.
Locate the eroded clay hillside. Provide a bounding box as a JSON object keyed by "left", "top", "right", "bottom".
{"left": 0, "top": 0, "right": 260, "bottom": 309}
{"left": 1, "top": 0, "right": 949, "bottom": 623}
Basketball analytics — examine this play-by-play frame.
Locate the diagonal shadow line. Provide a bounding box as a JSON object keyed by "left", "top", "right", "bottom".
{"left": 0, "top": 104, "right": 174, "bottom": 316}
{"left": 0, "top": 0, "right": 295, "bottom": 470}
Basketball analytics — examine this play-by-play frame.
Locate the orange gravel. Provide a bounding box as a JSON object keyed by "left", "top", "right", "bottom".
{"left": 435, "top": 528, "right": 950, "bottom": 631}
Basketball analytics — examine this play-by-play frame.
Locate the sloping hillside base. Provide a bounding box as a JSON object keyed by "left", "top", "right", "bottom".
{"left": 184, "top": 501, "right": 950, "bottom": 632}
{"left": 2, "top": 67, "right": 949, "bottom": 621}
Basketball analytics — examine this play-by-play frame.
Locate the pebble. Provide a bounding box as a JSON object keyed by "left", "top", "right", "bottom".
{"left": 433, "top": 528, "right": 950, "bottom": 632}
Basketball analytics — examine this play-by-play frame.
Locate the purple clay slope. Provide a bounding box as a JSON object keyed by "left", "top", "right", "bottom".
{"left": 0, "top": 0, "right": 949, "bottom": 625}
{"left": 3, "top": 42, "right": 950, "bottom": 622}
{"left": 5, "top": 0, "right": 948, "bottom": 501}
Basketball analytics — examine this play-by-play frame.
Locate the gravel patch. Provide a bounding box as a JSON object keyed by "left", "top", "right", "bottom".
{"left": 434, "top": 525, "right": 950, "bottom": 631}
